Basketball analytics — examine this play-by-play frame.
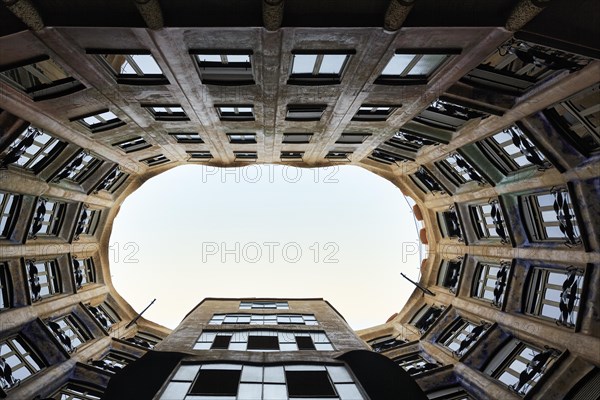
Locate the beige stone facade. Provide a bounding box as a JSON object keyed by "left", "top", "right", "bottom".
{"left": 0, "top": 0, "right": 598, "bottom": 398}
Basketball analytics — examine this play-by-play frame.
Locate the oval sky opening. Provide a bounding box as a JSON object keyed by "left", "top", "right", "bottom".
{"left": 110, "top": 164, "right": 422, "bottom": 330}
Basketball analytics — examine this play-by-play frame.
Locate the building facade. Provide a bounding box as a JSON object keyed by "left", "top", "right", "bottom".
{"left": 102, "top": 298, "right": 425, "bottom": 399}
{"left": 0, "top": 0, "right": 599, "bottom": 399}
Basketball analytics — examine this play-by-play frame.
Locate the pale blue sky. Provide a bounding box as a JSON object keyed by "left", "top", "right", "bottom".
{"left": 110, "top": 165, "right": 423, "bottom": 330}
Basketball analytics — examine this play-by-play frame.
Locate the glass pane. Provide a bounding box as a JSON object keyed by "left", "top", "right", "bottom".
{"left": 382, "top": 54, "right": 414, "bottom": 75}
{"left": 173, "top": 365, "right": 201, "bottom": 381}
{"left": 263, "top": 384, "right": 287, "bottom": 400}
{"left": 319, "top": 54, "right": 346, "bottom": 74}
{"left": 131, "top": 54, "right": 162, "bottom": 74}
{"left": 227, "top": 55, "right": 250, "bottom": 63}
{"left": 292, "top": 54, "right": 317, "bottom": 74}
{"left": 159, "top": 382, "right": 191, "bottom": 400}
{"left": 411, "top": 54, "right": 446, "bottom": 76}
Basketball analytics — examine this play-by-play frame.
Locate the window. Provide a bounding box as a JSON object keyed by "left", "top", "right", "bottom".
{"left": 469, "top": 200, "right": 510, "bottom": 244}
{"left": 387, "top": 130, "right": 444, "bottom": 154}
{"left": 187, "top": 151, "right": 213, "bottom": 160}
{"left": 169, "top": 132, "right": 204, "bottom": 144}
{"left": 91, "top": 351, "right": 137, "bottom": 373}
{"left": 94, "top": 51, "right": 167, "bottom": 85}
{"left": 0, "top": 192, "right": 19, "bottom": 239}
{"left": 240, "top": 301, "right": 289, "bottom": 309}
{"left": 376, "top": 50, "right": 459, "bottom": 85}
{"left": 414, "top": 99, "right": 487, "bottom": 131}
{"left": 437, "top": 207, "right": 463, "bottom": 240}
{"left": 472, "top": 261, "right": 511, "bottom": 308}
{"left": 53, "top": 150, "right": 103, "bottom": 184}
{"left": 234, "top": 151, "right": 257, "bottom": 161}
{"left": 87, "top": 303, "right": 119, "bottom": 332}
{"left": 484, "top": 338, "right": 560, "bottom": 396}
{"left": 326, "top": 151, "right": 352, "bottom": 161}
{"left": 368, "top": 336, "right": 406, "bottom": 353}
{"left": 72, "top": 256, "right": 95, "bottom": 289}
{"left": 0, "top": 336, "right": 43, "bottom": 390}
{"left": 0, "top": 263, "right": 10, "bottom": 310}
{"left": 26, "top": 259, "right": 61, "bottom": 302}
{"left": 192, "top": 51, "right": 254, "bottom": 85}
{"left": 410, "top": 306, "right": 443, "bottom": 334}
{"left": 208, "top": 313, "right": 318, "bottom": 326}
{"left": 194, "top": 330, "right": 333, "bottom": 351}
{"left": 368, "top": 148, "right": 409, "bottom": 165}
{"left": 288, "top": 51, "right": 352, "bottom": 85}
{"left": 336, "top": 133, "right": 370, "bottom": 144}
{"left": 216, "top": 105, "right": 255, "bottom": 121}
{"left": 140, "top": 154, "right": 170, "bottom": 167}
{"left": 462, "top": 38, "right": 590, "bottom": 95}
{"left": 227, "top": 133, "right": 256, "bottom": 144}
{"left": 437, "top": 153, "right": 486, "bottom": 186}
{"left": 438, "top": 318, "right": 490, "bottom": 357}
{"left": 521, "top": 188, "right": 582, "bottom": 246}
{"left": 525, "top": 266, "right": 584, "bottom": 328}
{"left": 282, "top": 133, "right": 313, "bottom": 144}
{"left": 74, "top": 206, "right": 101, "bottom": 240}
{"left": 478, "top": 125, "right": 552, "bottom": 174}
{"left": 544, "top": 84, "right": 600, "bottom": 154}
{"left": 352, "top": 105, "right": 398, "bottom": 121}
{"left": 72, "top": 110, "right": 125, "bottom": 133}
{"left": 29, "top": 198, "right": 66, "bottom": 239}
{"left": 437, "top": 258, "right": 463, "bottom": 294}
{"left": 395, "top": 353, "right": 439, "bottom": 376}
{"left": 427, "top": 386, "right": 475, "bottom": 400}
{"left": 281, "top": 151, "right": 304, "bottom": 161}
{"left": 112, "top": 136, "right": 151, "bottom": 153}
{"left": 95, "top": 166, "right": 128, "bottom": 193}
{"left": 50, "top": 383, "right": 102, "bottom": 400}
{"left": 0, "top": 55, "right": 84, "bottom": 100}
{"left": 125, "top": 332, "right": 162, "bottom": 349}
{"left": 160, "top": 363, "right": 364, "bottom": 400}
{"left": 286, "top": 104, "right": 327, "bottom": 121}
{"left": 411, "top": 168, "right": 445, "bottom": 194}
{"left": 0, "top": 126, "right": 65, "bottom": 172}
{"left": 143, "top": 105, "right": 189, "bottom": 121}
{"left": 46, "top": 315, "right": 90, "bottom": 353}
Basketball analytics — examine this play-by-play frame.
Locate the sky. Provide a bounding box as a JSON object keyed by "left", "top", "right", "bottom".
{"left": 110, "top": 164, "right": 424, "bottom": 331}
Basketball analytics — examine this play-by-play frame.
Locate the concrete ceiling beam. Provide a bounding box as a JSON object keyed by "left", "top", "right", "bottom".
{"left": 2, "top": 0, "right": 44, "bottom": 31}
{"left": 133, "top": 0, "right": 164, "bottom": 30}
{"left": 383, "top": 0, "right": 417, "bottom": 32}
{"left": 505, "top": 0, "right": 553, "bottom": 32}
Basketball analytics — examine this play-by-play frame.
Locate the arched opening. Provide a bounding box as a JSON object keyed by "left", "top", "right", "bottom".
{"left": 110, "top": 164, "right": 423, "bottom": 329}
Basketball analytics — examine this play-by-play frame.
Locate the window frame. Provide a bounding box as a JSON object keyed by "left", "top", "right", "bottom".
{"left": 0, "top": 262, "right": 11, "bottom": 310}
{"left": 46, "top": 314, "right": 91, "bottom": 353}
{"left": 286, "top": 104, "right": 327, "bottom": 121}
{"left": 234, "top": 151, "right": 258, "bottom": 161}
{"left": 484, "top": 338, "right": 561, "bottom": 396}
{"left": 0, "top": 336, "right": 44, "bottom": 390}
{"left": 70, "top": 109, "right": 125, "bottom": 133}
{"left": 0, "top": 191, "right": 20, "bottom": 239}
{"left": 142, "top": 104, "right": 189, "bottom": 121}
{"left": 524, "top": 265, "right": 585, "bottom": 329}
{"left": 477, "top": 125, "right": 552, "bottom": 174}
{"left": 89, "top": 49, "right": 168, "bottom": 85}
{"left": 437, "top": 258, "right": 463, "bottom": 294}
{"left": 544, "top": 84, "right": 600, "bottom": 156}
{"left": 169, "top": 132, "right": 204, "bottom": 144}
{"left": 352, "top": 104, "right": 400, "bottom": 121}
{"left": 1, "top": 126, "right": 66, "bottom": 173}
{"left": 26, "top": 258, "right": 61, "bottom": 302}
{"left": 187, "top": 151, "right": 213, "bottom": 160}
{"left": 28, "top": 198, "right": 66, "bottom": 239}
{"left": 471, "top": 260, "right": 512, "bottom": 309}
{"left": 72, "top": 256, "right": 95, "bottom": 289}
{"left": 520, "top": 187, "right": 582, "bottom": 247}
{"left": 375, "top": 49, "right": 461, "bottom": 85}
{"left": 191, "top": 50, "right": 255, "bottom": 86}
{"left": 336, "top": 133, "right": 371, "bottom": 144}
{"left": 437, "top": 317, "right": 491, "bottom": 358}
{"left": 140, "top": 154, "right": 170, "bottom": 167}
{"left": 468, "top": 199, "right": 511, "bottom": 244}
{"left": 227, "top": 133, "right": 257, "bottom": 144}
{"left": 288, "top": 50, "right": 354, "bottom": 85}
{"left": 215, "top": 104, "right": 255, "bottom": 121}
{"left": 112, "top": 136, "right": 152, "bottom": 153}
{"left": 52, "top": 150, "right": 103, "bottom": 184}
{"left": 282, "top": 133, "right": 313, "bottom": 144}
{"left": 0, "top": 55, "right": 85, "bottom": 100}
